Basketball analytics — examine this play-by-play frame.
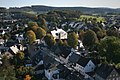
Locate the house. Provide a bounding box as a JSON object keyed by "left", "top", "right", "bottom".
{"left": 57, "top": 64, "right": 84, "bottom": 80}
{"left": 9, "top": 45, "right": 19, "bottom": 55}
{"left": 95, "top": 64, "right": 120, "bottom": 80}
{"left": 0, "top": 30, "right": 5, "bottom": 35}
{"left": 43, "top": 54, "right": 60, "bottom": 80}
{"left": 73, "top": 57, "right": 97, "bottom": 74}
{"left": 45, "top": 67, "right": 59, "bottom": 80}
{"left": 16, "top": 34, "right": 24, "bottom": 43}
{"left": 24, "top": 57, "right": 32, "bottom": 67}
{"left": 0, "top": 39, "right": 5, "bottom": 45}
{"left": 68, "top": 51, "right": 81, "bottom": 63}
{"left": 1, "top": 52, "right": 13, "bottom": 59}
{"left": 51, "top": 29, "right": 67, "bottom": 40}
{"left": 16, "top": 44, "right": 25, "bottom": 51}
{"left": 31, "top": 50, "right": 44, "bottom": 75}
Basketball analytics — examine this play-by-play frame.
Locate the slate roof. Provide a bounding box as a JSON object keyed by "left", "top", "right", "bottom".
{"left": 77, "top": 57, "right": 90, "bottom": 67}
{"left": 51, "top": 45, "right": 71, "bottom": 58}
{"left": 68, "top": 52, "right": 81, "bottom": 63}
{"left": 43, "top": 54, "right": 59, "bottom": 69}
{"left": 57, "top": 64, "right": 83, "bottom": 80}
{"left": 95, "top": 64, "right": 115, "bottom": 79}
{"left": 77, "top": 57, "right": 100, "bottom": 67}
{"left": 59, "top": 46, "right": 71, "bottom": 58}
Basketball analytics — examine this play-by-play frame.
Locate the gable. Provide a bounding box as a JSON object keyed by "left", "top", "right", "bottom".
{"left": 84, "top": 60, "right": 96, "bottom": 72}
{"left": 107, "top": 69, "right": 119, "bottom": 79}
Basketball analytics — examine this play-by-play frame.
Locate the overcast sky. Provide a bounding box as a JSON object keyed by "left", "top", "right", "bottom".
{"left": 0, "top": 0, "right": 120, "bottom": 8}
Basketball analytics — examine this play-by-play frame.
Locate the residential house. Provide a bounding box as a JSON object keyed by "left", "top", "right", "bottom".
{"left": 16, "top": 34, "right": 24, "bottom": 43}
{"left": 9, "top": 45, "right": 19, "bottom": 55}
{"left": 43, "top": 54, "right": 60, "bottom": 80}
{"left": 0, "top": 39, "right": 5, "bottom": 45}
{"left": 73, "top": 57, "right": 97, "bottom": 74}
{"left": 45, "top": 67, "right": 59, "bottom": 80}
{"left": 51, "top": 29, "right": 67, "bottom": 40}
{"left": 95, "top": 64, "right": 120, "bottom": 80}
{"left": 24, "top": 57, "right": 32, "bottom": 67}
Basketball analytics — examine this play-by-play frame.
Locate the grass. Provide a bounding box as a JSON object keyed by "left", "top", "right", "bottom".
{"left": 79, "top": 15, "right": 106, "bottom": 22}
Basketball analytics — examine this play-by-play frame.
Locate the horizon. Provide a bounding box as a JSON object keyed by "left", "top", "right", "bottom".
{"left": 0, "top": 5, "right": 120, "bottom": 9}
{"left": 0, "top": 0, "right": 120, "bottom": 9}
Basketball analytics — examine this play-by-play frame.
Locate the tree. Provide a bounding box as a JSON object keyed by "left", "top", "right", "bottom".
{"left": 44, "top": 34, "right": 56, "bottom": 47}
{"left": 106, "top": 29, "right": 119, "bottom": 38}
{"left": 16, "top": 66, "right": 33, "bottom": 80}
{"left": 82, "top": 29, "right": 98, "bottom": 49}
{"left": 79, "top": 30, "right": 85, "bottom": 40}
{"left": 17, "top": 51, "right": 25, "bottom": 60}
{"left": 98, "top": 36, "right": 120, "bottom": 64}
{"left": 36, "top": 27, "right": 46, "bottom": 39}
{"left": 63, "top": 40, "right": 68, "bottom": 46}
{"left": 11, "top": 52, "right": 25, "bottom": 67}
{"left": 57, "top": 39, "right": 63, "bottom": 46}
{"left": 67, "top": 32, "right": 78, "bottom": 48}
{"left": 37, "top": 16, "right": 48, "bottom": 31}
{"left": 25, "top": 30, "right": 36, "bottom": 44}
{"left": 92, "top": 27, "right": 106, "bottom": 40}
{"left": 28, "top": 22, "right": 38, "bottom": 28}
{"left": 25, "top": 75, "right": 31, "bottom": 80}
{"left": 31, "top": 26, "right": 38, "bottom": 33}
{"left": 0, "top": 56, "right": 16, "bottom": 80}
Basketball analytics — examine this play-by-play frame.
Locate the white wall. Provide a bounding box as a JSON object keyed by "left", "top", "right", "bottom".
{"left": 84, "top": 60, "right": 96, "bottom": 73}
{"left": 45, "top": 69, "right": 59, "bottom": 80}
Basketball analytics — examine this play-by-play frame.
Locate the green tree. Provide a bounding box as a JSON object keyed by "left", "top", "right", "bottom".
{"left": 63, "top": 40, "right": 68, "bottom": 46}
{"left": 82, "top": 29, "right": 98, "bottom": 49}
{"left": 31, "top": 26, "right": 38, "bottom": 33}
{"left": 16, "top": 66, "right": 33, "bottom": 80}
{"left": 17, "top": 51, "right": 25, "bottom": 60}
{"left": 92, "top": 27, "right": 106, "bottom": 40}
{"left": 67, "top": 32, "right": 78, "bottom": 48}
{"left": 28, "top": 22, "right": 38, "bottom": 28}
{"left": 79, "top": 30, "right": 85, "bottom": 40}
{"left": 37, "top": 16, "right": 48, "bottom": 31}
{"left": 57, "top": 39, "right": 63, "bottom": 46}
{"left": 0, "top": 56, "right": 16, "bottom": 80}
{"left": 44, "top": 34, "right": 56, "bottom": 47}
{"left": 36, "top": 27, "right": 46, "bottom": 39}
{"left": 98, "top": 36, "right": 120, "bottom": 64}
{"left": 106, "top": 29, "right": 119, "bottom": 38}
{"left": 25, "top": 30, "right": 36, "bottom": 44}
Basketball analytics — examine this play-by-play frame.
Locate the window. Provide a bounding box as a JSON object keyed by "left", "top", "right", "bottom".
{"left": 112, "top": 78, "right": 115, "bottom": 80}
{"left": 113, "top": 75, "right": 114, "bottom": 77}
{"left": 116, "top": 78, "right": 119, "bottom": 80}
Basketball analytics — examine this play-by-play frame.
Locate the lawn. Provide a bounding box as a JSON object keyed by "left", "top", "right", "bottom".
{"left": 79, "top": 15, "right": 106, "bottom": 22}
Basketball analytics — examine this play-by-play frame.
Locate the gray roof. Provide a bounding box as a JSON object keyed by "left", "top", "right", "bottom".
{"left": 95, "top": 64, "right": 116, "bottom": 79}
{"left": 68, "top": 52, "right": 81, "bottom": 63}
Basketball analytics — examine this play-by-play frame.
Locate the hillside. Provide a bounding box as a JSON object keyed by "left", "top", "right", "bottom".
{"left": 0, "top": 5, "right": 120, "bottom": 14}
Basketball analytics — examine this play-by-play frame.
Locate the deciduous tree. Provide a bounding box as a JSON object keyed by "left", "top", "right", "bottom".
{"left": 44, "top": 34, "right": 56, "bottom": 47}
{"left": 67, "top": 32, "right": 78, "bottom": 48}
{"left": 25, "top": 30, "right": 36, "bottom": 44}
{"left": 36, "top": 27, "right": 46, "bottom": 39}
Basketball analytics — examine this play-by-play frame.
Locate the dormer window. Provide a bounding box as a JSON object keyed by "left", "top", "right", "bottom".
{"left": 56, "top": 33, "right": 59, "bottom": 36}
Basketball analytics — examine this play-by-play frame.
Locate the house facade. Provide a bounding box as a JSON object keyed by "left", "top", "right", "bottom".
{"left": 95, "top": 64, "right": 120, "bottom": 80}
{"left": 51, "top": 29, "right": 67, "bottom": 40}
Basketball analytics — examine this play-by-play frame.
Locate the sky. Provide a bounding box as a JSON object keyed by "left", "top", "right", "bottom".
{"left": 0, "top": 0, "right": 120, "bottom": 8}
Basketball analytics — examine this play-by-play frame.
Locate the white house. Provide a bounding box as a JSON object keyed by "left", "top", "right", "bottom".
{"left": 0, "top": 39, "right": 5, "bottom": 45}
{"left": 51, "top": 29, "right": 67, "bottom": 40}
{"left": 9, "top": 45, "right": 19, "bottom": 55}
{"left": 73, "top": 58, "right": 96, "bottom": 74}
{"left": 16, "top": 34, "right": 24, "bottom": 43}
{"left": 45, "top": 67, "right": 59, "bottom": 80}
